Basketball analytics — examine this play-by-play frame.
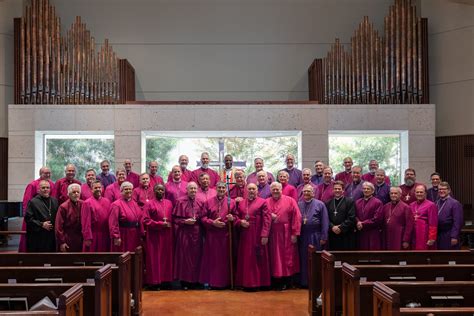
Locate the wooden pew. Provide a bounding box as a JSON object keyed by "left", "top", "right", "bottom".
{"left": 313, "top": 251, "right": 474, "bottom": 316}
{"left": 0, "top": 283, "right": 84, "bottom": 316}
{"left": 342, "top": 263, "right": 474, "bottom": 316}
{"left": 373, "top": 281, "right": 474, "bottom": 316}
{"left": 0, "top": 248, "right": 144, "bottom": 316}
{"left": 0, "top": 265, "right": 112, "bottom": 316}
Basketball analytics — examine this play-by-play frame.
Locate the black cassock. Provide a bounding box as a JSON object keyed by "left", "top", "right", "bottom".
{"left": 25, "top": 195, "right": 59, "bottom": 252}
{"left": 325, "top": 196, "right": 356, "bottom": 250}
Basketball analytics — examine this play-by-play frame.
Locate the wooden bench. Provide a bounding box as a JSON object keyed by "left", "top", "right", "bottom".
{"left": 0, "top": 247, "right": 143, "bottom": 316}
{"left": 373, "top": 281, "right": 474, "bottom": 316}
{"left": 342, "top": 263, "right": 474, "bottom": 316}
{"left": 0, "top": 283, "right": 84, "bottom": 315}
{"left": 318, "top": 250, "right": 474, "bottom": 316}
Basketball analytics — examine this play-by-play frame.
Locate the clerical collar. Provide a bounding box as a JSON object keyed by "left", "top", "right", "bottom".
{"left": 335, "top": 196, "right": 343, "bottom": 201}
{"left": 173, "top": 179, "right": 181, "bottom": 183}
{"left": 217, "top": 196, "right": 225, "bottom": 201}
{"left": 377, "top": 183, "right": 384, "bottom": 187}
{"left": 353, "top": 180, "right": 361, "bottom": 185}
{"left": 440, "top": 196, "right": 449, "bottom": 201}
{"left": 201, "top": 187, "right": 209, "bottom": 192}
{"left": 364, "top": 196, "right": 372, "bottom": 201}
{"left": 287, "top": 167, "right": 294, "bottom": 171}
{"left": 304, "top": 199, "right": 313, "bottom": 204}
{"left": 225, "top": 168, "right": 232, "bottom": 172}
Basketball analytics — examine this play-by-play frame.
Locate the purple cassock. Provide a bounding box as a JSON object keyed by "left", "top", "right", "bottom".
{"left": 229, "top": 185, "right": 247, "bottom": 199}
{"left": 191, "top": 167, "right": 219, "bottom": 189}
{"left": 149, "top": 174, "right": 164, "bottom": 190}
{"left": 335, "top": 171, "right": 352, "bottom": 187}
{"left": 410, "top": 199, "right": 438, "bottom": 250}
{"left": 317, "top": 182, "right": 335, "bottom": 203}
{"left": 258, "top": 183, "right": 271, "bottom": 199}
{"left": 375, "top": 182, "right": 391, "bottom": 205}
{"left": 436, "top": 197, "right": 463, "bottom": 250}
{"left": 143, "top": 198, "right": 174, "bottom": 285}
{"left": 266, "top": 195, "right": 302, "bottom": 277}
{"left": 165, "top": 181, "right": 188, "bottom": 207}
{"left": 96, "top": 172, "right": 116, "bottom": 189}
{"left": 282, "top": 183, "right": 298, "bottom": 202}
{"left": 282, "top": 168, "right": 303, "bottom": 188}
{"left": 234, "top": 197, "right": 272, "bottom": 288}
{"left": 196, "top": 187, "right": 217, "bottom": 204}
{"left": 125, "top": 171, "right": 140, "bottom": 189}
{"left": 382, "top": 201, "right": 414, "bottom": 250}
{"left": 81, "top": 196, "right": 111, "bottom": 252}
{"left": 427, "top": 187, "right": 439, "bottom": 202}
{"left": 167, "top": 168, "right": 193, "bottom": 183}
{"left": 55, "top": 199, "right": 83, "bottom": 252}
{"left": 344, "top": 181, "right": 363, "bottom": 201}
{"left": 355, "top": 197, "right": 384, "bottom": 250}
{"left": 361, "top": 173, "right": 391, "bottom": 185}
{"left": 399, "top": 183, "right": 422, "bottom": 205}
{"left": 199, "top": 197, "right": 236, "bottom": 288}
{"left": 310, "top": 174, "right": 323, "bottom": 185}
{"left": 19, "top": 178, "right": 56, "bottom": 252}
{"left": 297, "top": 182, "right": 319, "bottom": 202}
{"left": 246, "top": 171, "right": 275, "bottom": 186}
{"left": 173, "top": 196, "right": 206, "bottom": 283}
{"left": 132, "top": 186, "right": 154, "bottom": 209}
{"left": 104, "top": 182, "right": 122, "bottom": 203}
{"left": 298, "top": 198, "right": 329, "bottom": 286}
{"left": 109, "top": 198, "right": 144, "bottom": 252}
{"left": 54, "top": 178, "right": 82, "bottom": 205}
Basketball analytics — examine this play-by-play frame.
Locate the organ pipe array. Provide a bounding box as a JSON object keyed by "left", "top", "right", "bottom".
{"left": 308, "top": 0, "right": 429, "bottom": 104}
{"left": 14, "top": 0, "right": 135, "bottom": 105}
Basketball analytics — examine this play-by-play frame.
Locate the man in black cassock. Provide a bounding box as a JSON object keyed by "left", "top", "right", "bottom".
{"left": 25, "top": 180, "right": 59, "bottom": 252}
{"left": 326, "top": 180, "right": 356, "bottom": 250}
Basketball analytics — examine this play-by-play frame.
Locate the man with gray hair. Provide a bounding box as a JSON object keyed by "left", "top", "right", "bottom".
{"left": 55, "top": 183, "right": 83, "bottom": 252}
{"left": 355, "top": 181, "right": 384, "bottom": 250}
{"left": 374, "top": 168, "right": 390, "bottom": 204}
{"left": 246, "top": 157, "right": 275, "bottom": 185}
{"left": 382, "top": 187, "right": 413, "bottom": 250}
{"left": 97, "top": 159, "right": 116, "bottom": 189}
{"left": 296, "top": 168, "right": 319, "bottom": 202}
{"left": 281, "top": 154, "right": 303, "bottom": 188}
{"left": 191, "top": 152, "right": 219, "bottom": 189}
{"left": 54, "top": 163, "right": 82, "bottom": 205}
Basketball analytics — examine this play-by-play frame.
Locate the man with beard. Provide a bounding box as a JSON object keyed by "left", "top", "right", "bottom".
{"left": 382, "top": 187, "right": 414, "bottom": 250}
{"left": 335, "top": 157, "right": 353, "bottom": 186}
{"left": 167, "top": 155, "right": 193, "bottom": 182}
{"left": 361, "top": 160, "right": 391, "bottom": 185}
{"left": 296, "top": 168, "right": 319, "bottom": 202}
{"left": 25, "top": 180, "right": 59, "bottom": 252}
{"left": 56, "top": 183, "right": 83, "bottom": 252}
{"left": 165, "top": 165, "right": 188, "bottom": 206}
{"left": 399, "top": 168, "right": 422, "bottom": 205}
{"left": 311, "top": 161, "right": 325, "bottom": 185}
{"left": 97, "top": 160, "right": 116, "bottom": 189}
{"left": 355, "top": 182, "right": 384, "bottom": 250}
{"left": 192, "top": 152, "right": 219, "bottom": 188}
{"left": 427, "top": 172, "right": 441, "bottom": 202}
{"left": 344, "top": 166, "right": 364, "bottom": 201}
{"left": 281, "top": 154, "right": 303, "bottom": 188}
{"left": 54, "top": 164, "right": 82, "bottom": 205}
{"left": 148, "top": 161, "right": 164, "bottom": 189}
{"left": 436, "top": 182, "right": 463, "bottom": 250}
{"left": 246, "top": 158, "right": 275, "bottom": 185}
{"left": 374, "top": 169, "right": 391, "bottom": 205}
{"left": 411, "top": 184, "right": 438, "bottom": 250}
{"left": 317, "top": 167, "right": 335, "bottom": 203}
{"left": 326, "top": 181, "right": 356, "bottom": 250}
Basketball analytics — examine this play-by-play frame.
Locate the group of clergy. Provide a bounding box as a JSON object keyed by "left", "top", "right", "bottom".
{"left": 21, "top": 153, "right": 464, "bottom": 291}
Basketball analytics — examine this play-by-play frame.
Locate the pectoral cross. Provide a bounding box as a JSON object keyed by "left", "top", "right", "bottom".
{"left": 333, "top": 210, "right": 338, "bottom": 216}
{"left": 405, "top": 194, "right": 410, "bottom": 201}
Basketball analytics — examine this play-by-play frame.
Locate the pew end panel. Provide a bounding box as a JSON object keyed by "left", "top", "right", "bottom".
{"left": 342, "top": 263, "right": 361, "bottom": 316}
{"left": 132, "top": 246, "right": 143, "bottom": 316}
{"left": 321, "top": 250, "right": 335, "bottom": 316}
{"left": 57, "top": 283, "right": 84, "bottom": 316}
{"left": 373, "top": 281, "right": 400, "bottom": 316}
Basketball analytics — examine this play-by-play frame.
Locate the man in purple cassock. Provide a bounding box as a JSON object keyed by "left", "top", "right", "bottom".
{"left": 278, "top": 170, "right": 298, "bottom": 202}
{"left": 191, "top": 152, "right": 219, "bottom": 188}
{"left": 355, "top": 182, "right": 384, "bottom": 250}
{"left": 55, "top": 183, "right": 83, "bottom": 252}
{"left": 281, "top": 154, "right": 303, "bottom": 188}
{"left": 298, "top": 184, "right": 328, "bottom": 287}
{"left": 132, "top": 173, "right": 154, "bottom": 209}
{"left": 148, "top": 161, "right": 164, "bottom": 189}
{"left": 196, "top": 173, "right": 217, "bottom": 204}
{"left": 427, "top": 172, "right": 441, "bottom": 202}
{"left": 124, "top": 159, "right": 140, "bottom": 189}
{"left": 81, "top": 180, "right": 111, "bottom": 252}
{"left": 173, "top": 182, "right": 207, "bottom": 288}
{"left": 96, "top": 160, "right": 116, "bottom": 189}
{"left": 311, "top": 161, "right": 325, "bottom": 185}
{"left": 344, "top": 166, "right": 364, "bottom": 201}
{"left": 246, "top": 158, "right": 275, "bottom": 185}
{"left": 199, "top": 182, "right": 235, "bottom": 288}
{"left": 109, "top": 181, "right": 144, "bottom": 252}
{"left": 104, "top": 168, "right": 126, "bottom": 202}
{"left": 335, "top": 157, "right": 353, "bottom": 187}
{"left": 411, "top": 184, "right": 438, "bottom": 250}
{"left": 256, "top": 171, "right": 272, "bottom": 199}
{"left": 317, "top": 167, "right": 335, "bottom": 203}
{"left": 297, "top": 168, "right": 319, "bottom": 202}
{"left": 382, "top": 187, "right": 414, "bottom": 250}
{"left": 436, "top": 182, "right": 463, "bottom": 250}
{"left": 374, "top": 168, "right": 391, "bottom": 205}
{"left": 399, "top": 168, "right": 422, "bottom": 205}
{"left": 234, "top": 183, "right": 272, "bottom": 290}
{"left": 167, "top": 155, "right": 193, "bottom": 183}
{"left": 266, "top": 182, "right": 301, "bottom": 290}
{"left": 54, "top": 164, "right": 82, "bottom": 205}
{"left": 165, "top": 165, "right": 188, "bottom": 206}
{"left": 361, "top": 160, "right": 391, "bottom": 185}
{"left": 80, "top": 168, "right": 98, "bottom": 201}
{"left": 142, "top": 184, "right": 173, "bottom": 289}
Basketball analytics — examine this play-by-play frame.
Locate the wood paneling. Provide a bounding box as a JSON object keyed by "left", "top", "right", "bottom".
{"left": 0, "top": 138, "right": 6, "bottom": 200}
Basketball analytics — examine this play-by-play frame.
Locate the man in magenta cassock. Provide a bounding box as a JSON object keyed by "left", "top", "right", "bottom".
{"left": 142, "top": 184, "right": 173, "bottom": 289}
{"left": 355, "top": 182, "right": 384, "bottom": 250}
{"left": 199, "top": 182, "right": 235, "bottom": 288}
{"left": 361, "top": 160, "right": 391, "bottom": 185}
{"left": 399, "top": 168, "right": 422, "bottom": 205}
{"left": 80, "top": 168, "right": 98, "bottom": 201}
{"left": 165, "top": 165, "right": 188, "bottom": 206}
{"left": 55, "top": 183, "right": 83, "bottom": 252}
{"left": 54, "top": 163, "right": 82, "bottom": 205}
{"left": 229, "top": 170, "right": 247, "bottom": 201}
{"left": 109, "top": 181, "right": 144, "bottom": 252}
{"left": 132, "top": 173, "right": 154, "bottom": 209}
{"left": 296, "top": 168, "right": 319, "bottom": 202}
{"left": 124, "top": 159, "right": 140, "bottom": 189}
{"left": 191, "top": 152, "right": 219, "bottom": 188}
{"left": 317, "top": 167, "right": 335, "bottom": 203}
{"left": 173, "top": 182, "right": 207, "bottom": 289}
{"left": 196, "top": 173, "right": 217, "bottom": 204}
{"left": 81, "top": 180, "right": 111, "bottom": 252}
{"left": 234, "top": 183, "right": 271, "bottom": 290}
{"left": 344, "top": 166, "right": 364, "bottom": 201}
{"left": 246, "top": 157, "right": 275, "bottom": 185}
{"left": 278, "top": 170, "right": 298, "bottom": 202}
{"left": 167, "top": 155, "right": 193, "bottom": 183}
{"left": 281, "top": 154, "right": 303, "bottom": 188}
{"left": 148, "top": 161, "right": 164, "bottom": 189}
{"left": 335, "top": 157, "right": 353, "bottom": 186}
{"left": 411, "top": 184, "right": 438, "bottom": 250}
{"left": 436, "top": 182, "right": 463, "bottom": 250}
{"left": 382, "top": 187, "right": 414, "bottom": 250}
{"left": 104, "top": 168, "right": 127, "bottom": 202}
{"left": 266, "top": 182, "right": 301, "bottom": 290}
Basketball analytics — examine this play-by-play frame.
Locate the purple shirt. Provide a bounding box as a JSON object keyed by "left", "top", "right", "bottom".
{"left": 97, "top": 172, "right": 116, "bottom": 189}
{"left": 282, "top": 168, "right": 303, "bottom": 188}
{"left": 344, "top": 181, "right": 363, "bottom": 201}
{"left": 258, "top": 183, "right": 271, "bottom": 199}
{"left": 311, "top": 174, "right": 323, "bottom": 185}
